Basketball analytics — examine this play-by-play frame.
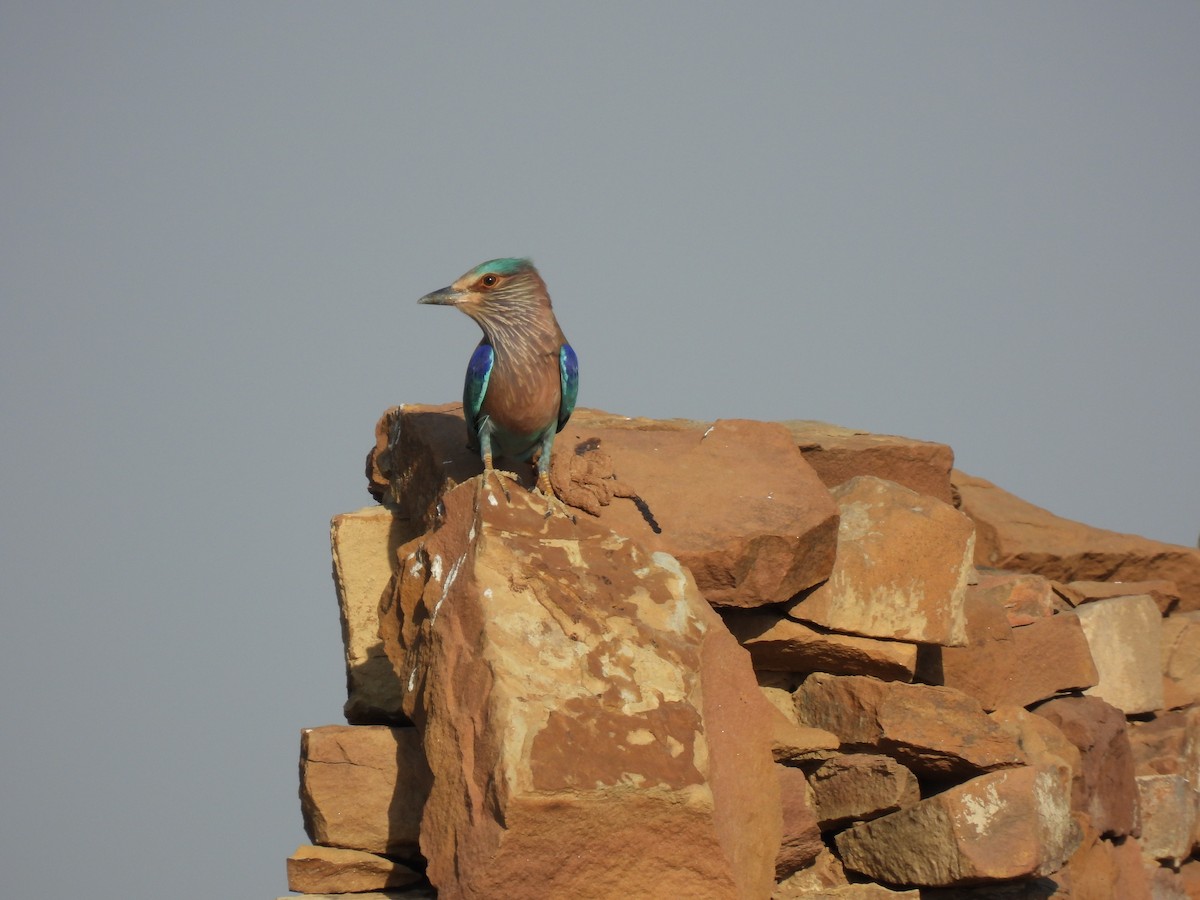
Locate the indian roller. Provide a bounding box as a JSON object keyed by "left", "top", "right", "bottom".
{"left": 419, "top": 258, "right": 579, "bottom": 499}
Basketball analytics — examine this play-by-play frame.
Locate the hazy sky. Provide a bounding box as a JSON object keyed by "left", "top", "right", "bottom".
{"left": 2, "top": 3, "right": 1197, "bottom": 897}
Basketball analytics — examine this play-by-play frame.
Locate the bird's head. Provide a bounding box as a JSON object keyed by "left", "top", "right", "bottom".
{"left": 419, "top": 258, "right": 550, "bottom": 329}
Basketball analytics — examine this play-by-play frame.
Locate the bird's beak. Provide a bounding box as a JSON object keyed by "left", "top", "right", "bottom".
{"left": 418, "top": 286, "right": 462, "bottom": 306}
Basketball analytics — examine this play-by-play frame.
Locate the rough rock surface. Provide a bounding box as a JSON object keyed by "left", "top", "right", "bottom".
{"left": 299, "top": 725, "right": 431, "bottom": 857}
{"left": 331, "top": 506, "right": 421, "bottom": 724}
{"left": 972, "top": 570, "right": 1063, "bottom": 626}
{"left": 930, "top": 592, "right": 1098, "bottom": 710}
{"left": 784, "top": 420, "right": 955, "bottom": 504}
{"left": 775, "top": 764, "right": 823, "bottom": 877}
{"left": 953, "top": 469, "right": 1200, "bottom": 612}
{"left": 371, "top": 404, "right": 840, "bottom": 608}
{"left": 1069, "top": 594, "right": 1164, "bottom": 714}
{"left": 806, "top": 754, "right": 920, "bottom": 830}
{"left": 1161, "top": 611, "right": 1200, "bottom": 710}
{"left": 1063, "top": 578, "right": 1182, "bottom": 615}
{"left": 286, "top": 844, "right": 423, "bottom": 894}
{"left": 788, "top": 477, "right": 973, "bottom": 646}
{"left": 1034, "top": 696, "right": 1139, "bottom": 838}
{"left": 724, "top": 609, "right": 917, "bottom": 681}
{"left": 793, "top": 674, "right": 1024, "bottom": 779}
{"left": 1135, "top": 774, "right": 1198, "bottom": 866}
{"left": 835, "top": 765, "right": 1077, "bottom": 886}
{"left": 382, "top": 476, "right": 781, "bottom": 898}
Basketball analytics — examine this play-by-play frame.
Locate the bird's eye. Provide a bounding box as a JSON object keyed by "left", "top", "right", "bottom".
{"left": 480, "top": 274, "right": 499, "bottom": 288}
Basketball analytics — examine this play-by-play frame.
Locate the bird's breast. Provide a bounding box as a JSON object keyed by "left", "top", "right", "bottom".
{"left": 481, "top": 347, "right": 562, "bottom": 444}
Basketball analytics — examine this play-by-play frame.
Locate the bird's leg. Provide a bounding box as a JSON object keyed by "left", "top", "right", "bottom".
{"left": 533, "top": 441, "right": 576, "bottom": 523}
{"left": 479, "top": 435, "right": 511, "bottom": 503}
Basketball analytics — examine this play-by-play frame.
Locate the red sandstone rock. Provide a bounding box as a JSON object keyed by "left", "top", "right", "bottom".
{"left": 1162, "top": 611, "right": 1200, "bottom": 710}
{"left": 1034, "top": 696, "right": 1139, "bottom": 838}
{"left": 784, "top": 420, "right": 955, "bottom": 504}
{"left": 1129, "top": 707, "right": 1200, "bottom": 786}
{"left": 1056, "top": 817, "right": 1153, "bottom": 900}
{"left": 724, "top": 608, "right": 917, "bottom": 681}
{"left": 835, "top": 765, "right": 1078, "bottom": 886}
{"left": 1066, "top": 578, "right": 1182, "bottom": 615}
{"left": 299, "top": 725, "right": 431, "bottom": 858}
{"left": 973, "top": 570, "right": 1063, "bottom": 625}
{"left": 371, "top": 404, "right": 840, "bottom": 608}
{"left": 953, "top": 469, "right": 1200, "bottom": 612}
{"left": 1135, "top": 774, "right": 1199, "bottom": 866}
{"left": 788, "top": 477, "right": 974, "bottom": 646}
{"left": 1068, "top": 594, "right": 1164, "bottom": 714}
{"left": 382, "top": 477, "right": 781, "bottom": 898}
{"left": 286, "top": 844, "right": 422, "bottom": 894}
{"left": 775, "top": 765, "right": 823, "bottom": 877}
{"left": 990, "top": 706, "right": 1082, "bottom": 785}
{"left": 805, "top": 754, "right": 920, "bottom": 830}
{"left": 793, "top": 674, "right": 1024, "bottom": 779}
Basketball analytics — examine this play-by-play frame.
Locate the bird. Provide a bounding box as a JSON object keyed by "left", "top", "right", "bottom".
{"left": 419, "top": 258, "right": 579, "bottom": 499}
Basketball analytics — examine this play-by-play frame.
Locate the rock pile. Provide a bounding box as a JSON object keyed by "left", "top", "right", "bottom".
{"left": 281, "top": 404, "right": 1200, "bottom": 899}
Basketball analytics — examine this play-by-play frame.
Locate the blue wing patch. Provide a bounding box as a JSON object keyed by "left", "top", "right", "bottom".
{"left": 557, "top": 343, "right": 579, "bottom": 432}
{"left": 463, "top": 341, "right": 494, "bottom": 446}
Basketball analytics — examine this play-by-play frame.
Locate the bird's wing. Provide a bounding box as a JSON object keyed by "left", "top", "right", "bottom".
{"left": 557, "top": 343, "right": 579, "bottom": 432}
{"left": 463, "top": 341, "right": 495, "bottom": 446}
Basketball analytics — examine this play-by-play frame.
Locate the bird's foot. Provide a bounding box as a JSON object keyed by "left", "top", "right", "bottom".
{"left": 536, "top": 472, "right": 577, "bottom": 523}
{"left": 479, "top": 467, "right": 522, "bottom": 505}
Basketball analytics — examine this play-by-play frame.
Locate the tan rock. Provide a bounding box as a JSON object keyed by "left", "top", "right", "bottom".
{"left": 923, "top": 585, "right": 1021, "bottom": 710}
{"left": 775, "top": 885, "right": 919, "bottom": 899}
{"left": 806, "top": 754, "right": 920, "bottom": 830}
{"left": 276, "top": 893, "right": 434, "bottom": 900}
{"left": 772, "top": 847, "right": 849, "bottom": 896}
{"left": 1057, "top": 817, "right": 1153, "bottom": 900}
{"left": 371, "top": 404, "right": 841, "bottom": 608}
{"left": 1068, "top": 594, "right": 1164, "bottom": 714}
{"left": 331, "top": 506, "right": 422, "bottom": 724}
{"left": 770, "top": 715, "right": 842, "bottom": 766}
{"left": 384, "top": 477, "right": 781, "bottom": 899}
{"left": 784, "top": 420, "right": 955, "bottom": 504}
{"left": 1162, "top": 611, "right": 1200, "bottom": 710}
{"left": 990, "top": 706, "right": 1082, "bottom": 784}
{"left": 1034, "top": 696, "right": 1139, "bottom": 838}
{"left": 953, "top": 469, "right": 1200, "bottom": 612}
{"left": 1067, "top": 578, "right": 1182, "bottom": 615}
{"left": 835, "top": 765, "right": 1078, "bottom": 886}
{"left": 299, "top": 725, "right": 431, "bottom": 857}
{"left": 1180, "top": 858, "right": 1200, "bottom": 899}
{"left": 788, "top": 477, "right": 973, "bottom": 646}
{"left": 1136, "top": 774, "right": 1199, "bottom": 866}
{"left": 776, "top": 765, "right": 823, "bottom": 877}
{"left": 973, "top": 570, "right": 1062, "bottom": 625}
{"left": 724, "top": 609, "right": 918, "bottom": 681}
{"left": 286, "top": 845, "right": 423, "bottom": 894}
{"left": 793, "top": 674, "right": 1024, "bottom": 778}
{"left": 1129, "top": 707, "right": 1200, "bottom": 786}
{"left": 1007, "top": 613, "right": 1098, "bottom": 707}
{"left": 1145, "top": 863, "right": 1189, "bottom": 900}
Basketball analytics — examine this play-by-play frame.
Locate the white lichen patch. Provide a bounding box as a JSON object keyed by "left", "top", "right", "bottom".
{"left": 838, "top": 501, "right": 883, "bottom": 543}
{"left": 626, "top": 729, "right": 656, "bottom": 746}
{"left": 959, "top": 778, "right": 1004, "bottom": 838}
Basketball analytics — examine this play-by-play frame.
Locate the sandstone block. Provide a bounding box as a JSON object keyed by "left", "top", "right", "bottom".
{"left": 923, "top": 585, "right": 1021, "bottom": 710}
{"left": 286, "top": 845, "right": 422, "bottom": 894}
{"left": 788, "top": 477, "right": 973, "bottom": 646}
{"left": 793, "top": 674, "right": 1024, "bottom": 779}
{"left": 371, "top": 404, "right": 841, "bottom": 608}
{"left": 1034, "top": 696, "right": 1139, "bottom": 838}
{"left": 973, "top": 570, "right": 1062, "bottom": 625}
{"left": 990, "top": 706, "right": 1082, "bottom": 784}
{"left": 774, "top": 884, "right": 919, "bottom": 899}
{"left": 1006, "top": 613, "right": 1098, "bottom": 707}
{"left": 806, "top": 754, "right": 919, "bottom": 830}
{"left": 1066, "top": 578, "right": 1182, "bottom": 615}
{"left": 784, "top": 420, "right": 955, "bottom": 504}
{"left": 1162, "top": 611, "right": 1200, "bottom": 710}
{"left": 384, "top": 477, "right": 781, "bottom": 899}
{"left": 1136, "top": 774, "right": 1199, "bottom": 866}
{"left": 724, "top": 609, "right": 917, "bottom": 681}
{"left": 1056, "top": 817, "right": 1153, "bottom": 900}
{"left": 1069, "top": 594, "right": 1164, "bottom": 714}
{"left": 1130, "top": 707, "right": 1200, "bottom": 786}
{"left": 299, "top": 725, "right": 431, "bottom": 857}
{"left": 775, "top": 765, "right": 823, "bottom": 878}
{"left": 953, "top": 469, "right": 1200, "bottom": 612}
{"left": 835, "top": 765, "right": 1077, "bottom": 886}
{"left": 331, "top": 506, "right": 422, "bottom": 724}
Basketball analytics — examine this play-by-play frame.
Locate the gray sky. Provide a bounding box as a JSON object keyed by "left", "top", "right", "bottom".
{"left": 2, "top": 3, "right": 1197, "bottom": 897}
